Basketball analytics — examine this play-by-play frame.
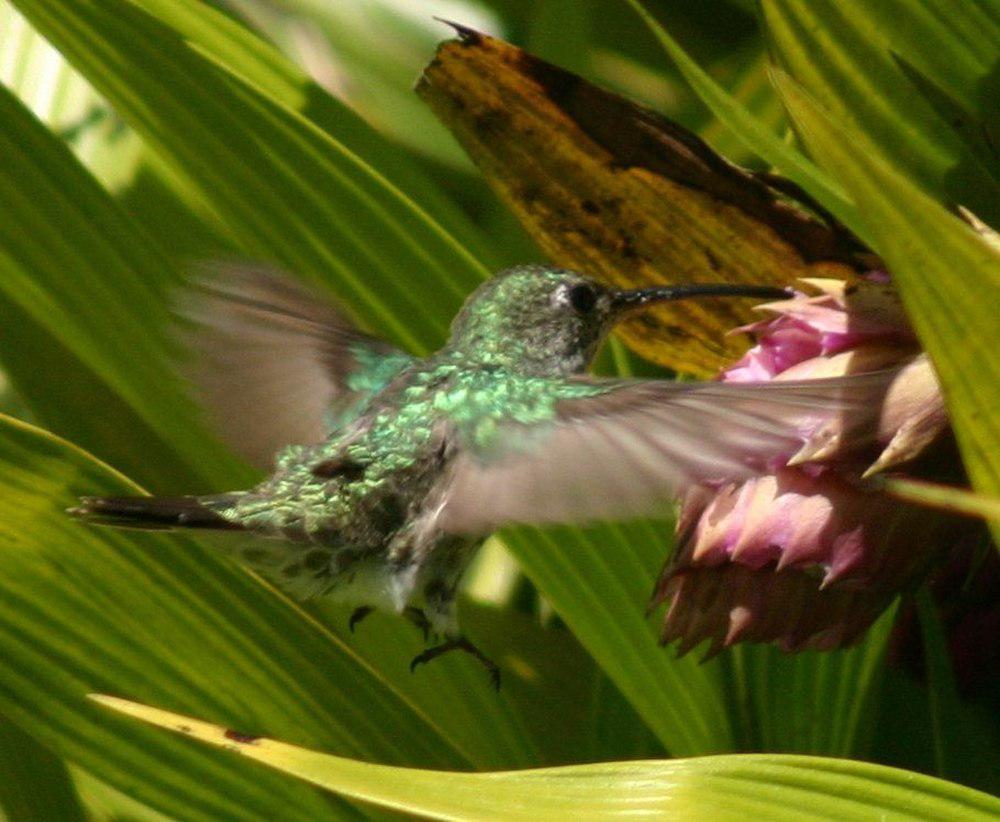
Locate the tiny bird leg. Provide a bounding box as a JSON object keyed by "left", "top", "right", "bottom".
{"left": 348, "top": 605, "right": 374, "bottom": 633}
{"left": 409, "top": 636, "right": 501, "bottom": 690}
{"left": 403, "top": 606, "right": 433, "bottom": 642}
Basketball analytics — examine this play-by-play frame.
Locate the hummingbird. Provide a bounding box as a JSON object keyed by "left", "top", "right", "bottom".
{"left": 73, "top": 264, "right": 875, "bottom": 687}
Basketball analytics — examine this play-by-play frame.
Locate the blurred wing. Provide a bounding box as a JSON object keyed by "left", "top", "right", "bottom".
{"left": 180, "top": 263, "right": 414, "bottom": 468}
{"left": 436, "top": 372, "right": 893, "bottom": 533}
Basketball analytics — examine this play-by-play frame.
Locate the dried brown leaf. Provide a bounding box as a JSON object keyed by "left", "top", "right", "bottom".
{"left": 418, "top": 28, "right": 871, "bottom": 374}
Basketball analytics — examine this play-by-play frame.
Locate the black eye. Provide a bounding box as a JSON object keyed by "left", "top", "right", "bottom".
{"left": 567, "top": 284, "right": 597, "bottom": 314}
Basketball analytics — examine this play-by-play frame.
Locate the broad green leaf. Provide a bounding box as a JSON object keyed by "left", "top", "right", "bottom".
{"left": 123, "top": 0, "right": 498, "bottom": 266}
{"left": 915, "top": 590, "right": 964, "bottom": 780}
{"left": 0, "top": 414, "right": 479, "bottom": 820}
{"left": 727, "top": 606, "right": 896, "bottom": 756}
{"left": 0, "top": 82, "right": 246, "bottom": 491}
{"left": 774, "top": 72, "right": 1000, "bottom": 521}
{"left": 527, "top": 0, "right": 596, "bottom": 77}
{"left": 312, "top": 598, "right": 604, "bottom": 769}
{"left": 11, "top": 0, "right": 488, "bottom": 355}
{"left": 892, "top": 56, "right": 998, "bottom": 185}
{"left": 581, "top": 668, "right": 663, "bottom": 762}
{"left": 0, "top": 718, "right": 86, "bottom": 821}
{"left": 503, "top": 522, "right": 734, "bottom": 755}
{"left": 760, "top": 0, "right": 1000, "bottom": 225}
{"left": 858, "top": 0, "right": 999, "bottom": 106}
{"left": 698, "top": 49, "right": 788, "bottom": 167}
{"left": 873, "top": 666, "right": 1000, "bottom": 797}
{"left": 0, "top": 2, "right": 142, "bottom": 190}
{"left": 223, "top": 0, "right": 494, "bottom": 172}
{"left": 94, "top": 694, "right": 1000, "bottom": 821}
{"left": 622, "top": 0, "right": 863, "bottom": 239}
{"left": 69, "top": 767, "right": 174, "bottom": 822}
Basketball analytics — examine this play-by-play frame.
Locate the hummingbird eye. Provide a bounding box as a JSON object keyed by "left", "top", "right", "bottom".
{"left": 567, "top": 284, "right": 597, "bottom": 314}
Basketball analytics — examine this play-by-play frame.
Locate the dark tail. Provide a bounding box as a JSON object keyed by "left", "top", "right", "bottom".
{"left": 69, "top": 495, "right": 244, "bottom": 532}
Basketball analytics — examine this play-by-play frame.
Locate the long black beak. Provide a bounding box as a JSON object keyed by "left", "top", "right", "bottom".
{"left": 610, "top": 283, "right": 793, "bottom": 312}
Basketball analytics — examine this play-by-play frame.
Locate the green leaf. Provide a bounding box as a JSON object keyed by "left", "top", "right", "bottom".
{"left": 0, "top": 2, "right": 142, "bottom": 190}
{"left": 892, "top": 57, "right": 998, "bottom": 185}
{"left": 69, "top": 767, "right": 175, "bottom": 822}
{"left": 503, "top": 522, "right": 735, "bottom": 755}
{"left": 621, "top": 0, "right": 862, "bottom": 237}
{"left": 311, "top": 598, "right": 605, "bottom": 769}
{"left": 759, "top": 0, "right": 1000, "bottom": 225}
{"left": 728, "top": 606, "right": 896, "bottom": 756}
{"left": 527, "top": 0, "right": 596, "bottom": 77}
{"left": 0, "top": 414, "right": 478, "bottom": 820}
{"left": 0, "top": 718, "right": 87, "bottom": 821}
{"left": 0, "top": 82, "right": 246, "bottom": 491}
{"left": 10, "top": 0, "right": 488, "bottom": 354}
{"left": 581, "top": 669, "right": 664, "bottom": 762}
{"left": 93, "top": 694, "right": 1000, "bottom": 821}
{"left": 915, "top": 589, "right": 963, "bottom": 780}
{"left": 121, "top": 0, "right": 497, "bottom": 266}
{"left": 773, "top": 71, "right": 1000, "bottom": 527}
{"left": 858, "top": 0, "right": 999, "bottom": 109}
{"left": 224, "top": 0, "right": 486, "bottom": 172}
{"left": 873, "top": 667, "right": 1000, "bottom": 796}
{"left": 698, "top": 49, "right": 789, "bottom": 167}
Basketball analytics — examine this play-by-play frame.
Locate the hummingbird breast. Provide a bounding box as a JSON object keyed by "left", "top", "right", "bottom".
{"left": 212, "top": 361, "right": 465, "bottom": 607}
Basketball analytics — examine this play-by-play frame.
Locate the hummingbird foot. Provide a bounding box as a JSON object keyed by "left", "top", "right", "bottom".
{"left": 348, "top": 605, "right": 374, "bottom": 633}
{"left": 409, "top": 636, "right": 501, "bottom": 691}
{"left": 403, "top": 606, "right": 433, "bottom": 642}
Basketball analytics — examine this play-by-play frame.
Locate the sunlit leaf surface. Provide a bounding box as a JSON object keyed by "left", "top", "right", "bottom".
{"left": 11, "top": 0, "right": 487, "bottom": 354}
{"left": 93, "top": 695, "right": 1000, "bottom": 821}
{"left": 761, "top": 0, "right": 1000, "bottom": 226}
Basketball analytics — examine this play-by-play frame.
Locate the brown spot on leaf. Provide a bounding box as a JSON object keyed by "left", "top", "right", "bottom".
{"left": 705, "top": 248, "right": 721, "bottom": 272}
{"left": 224, "top": 729, "right": 260, "bottom": 745}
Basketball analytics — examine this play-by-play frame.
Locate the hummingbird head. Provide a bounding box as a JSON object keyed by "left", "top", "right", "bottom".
{"left": 447, "top": 265, "right": 791, "bottom": 375}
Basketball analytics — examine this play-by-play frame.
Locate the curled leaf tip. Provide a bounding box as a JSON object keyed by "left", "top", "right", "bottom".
{"left": 432, "top": 17, "right": 484, "bottom": 43}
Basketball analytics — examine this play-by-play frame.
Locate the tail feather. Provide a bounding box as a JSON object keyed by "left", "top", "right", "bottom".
{"left": 69, "top": 495, "right": 244, "bottom": 532}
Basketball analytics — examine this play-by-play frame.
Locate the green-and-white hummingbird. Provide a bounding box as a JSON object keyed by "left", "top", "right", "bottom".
{"left": 73, "top": 264, "right": 869, "bottom": 686}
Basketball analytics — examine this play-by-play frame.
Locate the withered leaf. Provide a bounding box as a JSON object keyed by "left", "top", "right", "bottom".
{"left": 418, "top": 26, "right": 871, "bottom": 375}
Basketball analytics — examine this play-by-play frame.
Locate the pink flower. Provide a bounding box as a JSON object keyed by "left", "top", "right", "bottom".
{"left": 651, "top": 276, "right": 972, "bottom": 656}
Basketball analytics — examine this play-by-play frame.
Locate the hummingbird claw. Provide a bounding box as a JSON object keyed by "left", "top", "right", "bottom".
{"left": 348, "top": 605, "right": 374, "bottom": 634}
{"left": 403, "top": 606, "right": 432, "bottom": 642}
{"left": 408, "top": 636, "right": 501, "bottom": 691}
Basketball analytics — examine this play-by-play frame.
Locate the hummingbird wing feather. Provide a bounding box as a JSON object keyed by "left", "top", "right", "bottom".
{"left": 435, "top": 371, "right": 894, "bottom": 532}
{"left": 180, "top": 263, "right": 414, "bottom": 468}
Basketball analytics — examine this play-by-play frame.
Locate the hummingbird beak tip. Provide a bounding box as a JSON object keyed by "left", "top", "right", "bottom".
{"left": 611, "top": 283, "right": 794, "bottom": 313}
